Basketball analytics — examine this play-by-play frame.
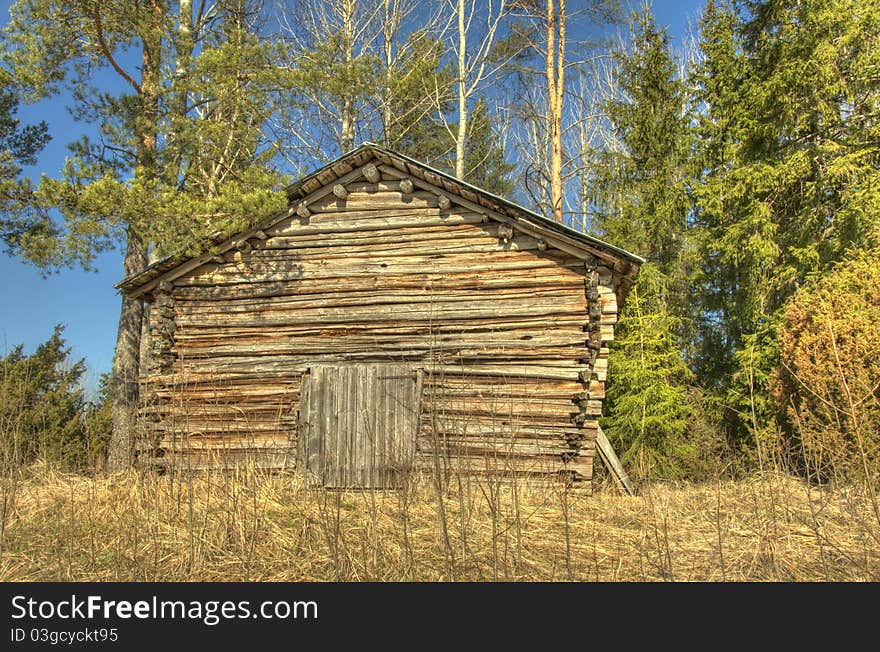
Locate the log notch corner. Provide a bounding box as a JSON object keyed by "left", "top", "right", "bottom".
{"left": 571, "top": 257, "right": 636, "bottom": 494}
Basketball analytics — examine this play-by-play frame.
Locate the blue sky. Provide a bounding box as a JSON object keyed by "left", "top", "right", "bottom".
{"left": 0, "top": 0, "right": 705, "bottom": 398}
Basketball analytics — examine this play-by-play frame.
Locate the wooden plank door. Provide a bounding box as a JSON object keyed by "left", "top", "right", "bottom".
{"left": 298, "top": 364, "right": 423, "bottom": 488}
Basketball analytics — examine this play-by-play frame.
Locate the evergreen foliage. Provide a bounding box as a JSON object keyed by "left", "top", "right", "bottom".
{"left": 460, "top": 97, "right": 516, "bottom": 197}
{"left": 1, "top": 0, "right": 288, "bottom": 269}
{"left": 589, "top": 9, "right": 690, "bottom": 274}
{"left": 589, "top": 7, "right": 694, "bottom": 478}
{"left": 0, "top": 68, "right": 51, "bottom": 258}
{"left": 0, "top": 326, "right": 102, "bottom": 472}
{"left": 603, "top": 265, "right": 694, "bottom": 479}
{"left": 691, "top": 0, "right": 880, "bottom": 452}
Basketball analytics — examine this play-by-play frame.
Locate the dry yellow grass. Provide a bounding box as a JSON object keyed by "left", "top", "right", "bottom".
{"left": 0, "top": 463, "right": 877, "bottom": 581}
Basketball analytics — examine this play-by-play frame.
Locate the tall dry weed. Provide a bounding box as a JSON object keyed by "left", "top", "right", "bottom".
{"left": 0, "top": 463, "right": 877, "bottom": 582}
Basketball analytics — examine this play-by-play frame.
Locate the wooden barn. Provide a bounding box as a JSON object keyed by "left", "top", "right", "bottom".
{"left": 117, "top": 144, "right": 643, "bottom": 491}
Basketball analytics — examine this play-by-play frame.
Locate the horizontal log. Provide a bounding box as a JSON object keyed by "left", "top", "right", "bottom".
{"left": 261, "top": 220, "right": 493, "bottom": 249}
{"left": 156, "top": 421, "right": 293, "bottom": 435}
{"left": 270, "top": 211, "right": 486, "bottom": 239}
{"left": 161, "top": 360, "right": 582, "bottom": 382}
{"left": 173, "top": 257, "right": 584, "bottom": 288}
{"left": 236, "top": 234, "right": 548, "bottom": 264}
{"left": 174, "top": 333, "right": 590, "bottom": 359}
{"left": 173, "top": 300, "right": 590, "bottom": 329}
{"left": 157, "top": 431, "right": 292, "bottom": 444}
{"left": 346, "top": 176, "right": 400, "bottom": 194}
{"left": 413, "top": 450, "right": 576, "bottom": 471}
{"left": 186, "top": 245, "right": 580, "bottom": 280}
{"left": 176, "top": 284, "right": 581, "bottom": 315}
{"left": 170, "top": 268, "right": 585, "bottom": 301}
{"left": 423, "top": 399, "right": 579, "bottom": 420}
{"left": 418, "top": 440, "right": 575, "bottom": 457}
{"left": 142, "top": 403, "right": 295, "bottom": 418}
{"left": 309, "top": 190, "right": 437, "bottom": 212}
{"left": 168, "top": 352, "right": 584, "bottom": 374}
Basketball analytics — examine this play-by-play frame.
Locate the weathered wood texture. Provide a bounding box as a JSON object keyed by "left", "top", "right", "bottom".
{"left": 299, "top": 364, "right": 423, "bottom": 488}
{"left": 595, "top": 424, "right": 634, "bottom": 495}
{"left": 138, "top": 170, "right": 622, "bottom": 485}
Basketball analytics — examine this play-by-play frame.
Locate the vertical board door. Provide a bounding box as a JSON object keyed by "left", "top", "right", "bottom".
{"left": 298, "top": 364, "right": 423, "bottom": 488}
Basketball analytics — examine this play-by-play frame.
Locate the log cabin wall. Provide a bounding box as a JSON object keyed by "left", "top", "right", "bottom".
{"left": 132, "top": 149, "right": 638, "bottom": 488}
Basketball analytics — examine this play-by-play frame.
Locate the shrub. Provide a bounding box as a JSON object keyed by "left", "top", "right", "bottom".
{"left": 771, "top": 252, "right": 880, "bottom": 480}
{"left": 0, "top": 325, "right": 97, "bottom": 472}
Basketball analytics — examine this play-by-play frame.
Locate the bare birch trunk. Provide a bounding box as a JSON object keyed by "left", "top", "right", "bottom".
{"left": 455, "top": 0, "right": 468, "bottom": 179}
{"left": 381, "top": 0, "right": 395, "bottom": 147}
{"left": 340, "top": 0, "right": 356, "bottom": 152}
{"left": 547, "top": 0, "right": 566, "bottom": 224}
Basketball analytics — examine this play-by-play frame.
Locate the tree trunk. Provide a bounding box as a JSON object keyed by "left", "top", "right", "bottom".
{"left": 106, "top": 0, "right": 163, "bottom": 471}
{"left": 174, "top": 0, "right": 193, "bottom": 126}
{"left": 381, "top": 0, "right": 399, "bottom": 148}
{"left": 106, "top": 231, "right": 147, "bottom": 471}
{"left": 547, "top": 0, "right": 565, "bottom": 224}
{"left": 455, "top": 0, "right": 467, "bottom": 179}
{"left": 340, "top": 0, "right": 356, "bottom": 152}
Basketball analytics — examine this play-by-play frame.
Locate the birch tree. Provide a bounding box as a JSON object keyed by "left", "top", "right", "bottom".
{"left": 545, "top": 0, "right": 565, "bottom": 222}
{"left": 505, "top": 0, "right": 618, "bottom": 223}
{"left": 275, "top": 0, "right": 451, "bottom": 168}
{"left": 441, "top": 0, "right": 512, "bottom": 179}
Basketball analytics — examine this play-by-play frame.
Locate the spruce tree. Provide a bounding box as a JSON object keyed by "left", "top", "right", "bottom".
{"left": 689, "top": 0, "right": 752, "bottom": 391}
{"left": 461, "top": 97, "right": 515, "bottom": 196}
{"left": 690, "top": 0, "right": 880, "bottom": 446}
{"left": 0, "top": 326, "right": 90, "bottom": 471}
{"left": 588, "top": 6, "right": 693, "bottom": 478}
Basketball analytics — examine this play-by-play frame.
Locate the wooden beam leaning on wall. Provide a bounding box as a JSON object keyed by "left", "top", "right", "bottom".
{"left": 595, "top": 425, "right": 634, "bottom": 495}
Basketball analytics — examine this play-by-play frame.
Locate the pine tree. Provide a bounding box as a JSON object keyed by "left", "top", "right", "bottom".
{"left": 2, "top": 1, "right": 287, "bottom": 469}
{"left": 0, "top": 68, "right": 51, "bottom": 249}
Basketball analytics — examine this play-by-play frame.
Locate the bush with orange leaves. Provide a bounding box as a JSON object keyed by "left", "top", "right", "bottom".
{"left": 771, "top": 252, "right": 880, "bottom": 481}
